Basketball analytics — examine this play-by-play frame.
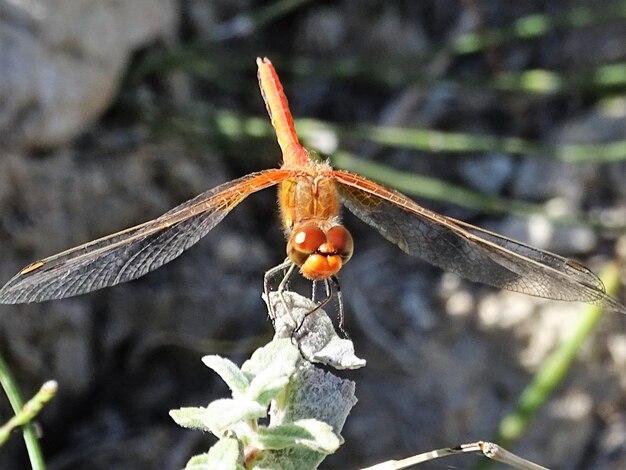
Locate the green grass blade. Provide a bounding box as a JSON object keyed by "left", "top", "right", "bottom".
{"left": 331, "top": 151, "right": 543, "bottom": 217}
{"left": 483, "top": 262, "right": 622, "bottom": 467}
{"left": 451, "top": 1, "right": 626, "bottom": 55}
{"left": 296, "top": 117, "right": 626, "bottom": 163}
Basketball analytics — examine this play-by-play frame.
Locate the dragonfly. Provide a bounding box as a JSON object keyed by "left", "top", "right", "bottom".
{"left": 0, "top": 57, "right": 624, "bottom": 315}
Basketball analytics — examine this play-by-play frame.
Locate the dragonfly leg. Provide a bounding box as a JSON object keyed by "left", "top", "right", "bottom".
{"left": 331, "top": 275, "right": 350, "bottom": 340}
{"left": 292, "top": 278, "right": 334, "bottom": 341}
{"left": 264, "top": 259, "right": 293, "bottom": 323}
{"left": 276, "top": 262, "right": 297, "bottom": 317}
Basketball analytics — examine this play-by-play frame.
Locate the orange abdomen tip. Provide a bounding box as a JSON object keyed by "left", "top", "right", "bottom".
{"left": 256, "top": 57, "right": 309, "bottom": 167}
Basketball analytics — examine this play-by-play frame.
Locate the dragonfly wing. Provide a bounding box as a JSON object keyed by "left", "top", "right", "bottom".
{"left": 0, "top": 169, "right": 289, "bottom": 304}
{"left": 334, "top": 170, "right": 625, "bottom": 313}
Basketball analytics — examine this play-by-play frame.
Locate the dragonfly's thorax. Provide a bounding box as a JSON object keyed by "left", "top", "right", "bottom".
{"left": 278, "top": 164, "right": 341, "bottom": 233}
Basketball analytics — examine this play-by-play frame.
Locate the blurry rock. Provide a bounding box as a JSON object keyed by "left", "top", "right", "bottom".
{"left": 564, "top": 96, "right": 626, "bottom": 200}
{"left": 187, "top": 0, "right": 253, "bottom": 39}
{"left": 300, "top": 6, "right": 346, "bottom": 53}
{"left": 494, "top": 212, "right": 597, "bottom": 254}
{"left": 515, "top": 389, "right": 594, "bottom": 469}
{"left": 369, "top": 7, "right": 430, "bottom": 57}
{"left": 460, "top": 153, "right": 513, "bottom": 194}
{"left": 0, "top": 0, "right": 177, "bottom": 150}
{"left": 558, "top": 97, "right": 626, "bottom": 145}
{"left": 512, "top": 158, "right": 577, "bottom": 202}
{"left": 514, "top": 96, "right": 626, "bottom": 202}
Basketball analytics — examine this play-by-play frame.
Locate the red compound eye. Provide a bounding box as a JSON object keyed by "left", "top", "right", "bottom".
{"left": 287, "top": 224, "right": 326, "bottom": 266}
{"left": 326, "top": 225, "right": 354, "bottom": 262}
{"left": 292, "top": 225, "right": 326, "bottom": 254}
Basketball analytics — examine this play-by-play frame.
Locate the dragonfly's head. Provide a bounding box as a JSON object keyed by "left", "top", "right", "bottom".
{"left": 287, "top": 223, "right": 353, "bottom": 280}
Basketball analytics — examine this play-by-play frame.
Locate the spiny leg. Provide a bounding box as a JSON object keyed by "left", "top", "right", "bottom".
{"left": 264, "top": 258, "right": 294, "bottom": 323}
{"left": 331, "top": 275, "right": 349, "bottom": 340}
{"left": 300, "top": 276, "right": 349, "bottom": 339}
{"left": 293, "top": 277, "right": 335, "bottom": 340}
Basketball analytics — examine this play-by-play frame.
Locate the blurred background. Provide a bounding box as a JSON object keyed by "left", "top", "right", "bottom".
{"left": 1, "top": 1, "right": 625, "bottom": 468}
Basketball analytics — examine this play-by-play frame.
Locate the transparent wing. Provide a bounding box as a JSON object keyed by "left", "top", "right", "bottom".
{"left": 334, "top": 170, "right": 625, "bottom": 313}
{"left": 0, "top": 169, "right": 290, "bottom": 304}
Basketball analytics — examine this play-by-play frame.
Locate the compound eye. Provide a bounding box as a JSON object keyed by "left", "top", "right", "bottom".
{"left": 287, "top": 224, "right": 327, "bottom": 266}
{"left": 326, "top": 226, "right": 353, "bottom": 262}
{"left": 292, "top": 225, "right": 326, "bottom": 254}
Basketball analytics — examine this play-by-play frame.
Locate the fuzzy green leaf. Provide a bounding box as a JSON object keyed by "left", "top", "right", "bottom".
{"left": 207, "top": 438, "right": 241, "bottom": 469}
{"left": 256, "top": 419, "right": 340, "bottom": 453}
{"left": 266, "top": 292, "right": 366, "bottom": 370}
{"left": 183, "top": 438, "right": 245, "bottom": 470}
{"left": 247, "top": 371, "right": 290, "bottom": 406}
{"left": 202, "top": 355, "right": 249, "bottom": 397}
{"left": 184, "top": 452, "right": 210, "bottom": 470}
{"left": 251, "top": 449, "right": 327, "bottom": 470}
{"left": 205, "top": 399, "right": 267, "bottom": 435}
{"left": 169, "top": 407, "right": 212, "bottom": 432}
{"left": 241, "top": 339, "right": 299, "bottom": 380}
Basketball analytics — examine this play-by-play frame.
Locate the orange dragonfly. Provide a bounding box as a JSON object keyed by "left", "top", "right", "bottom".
{"left": 0, "top": 57, "right": 624, "bottom": 314}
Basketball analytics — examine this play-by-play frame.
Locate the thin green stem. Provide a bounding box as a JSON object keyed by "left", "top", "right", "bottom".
{"left": 0, "top": 352, "right": 47, "bottom": 469}
{"left": 0, "top": 381, "right": 57, "bottom": 446}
